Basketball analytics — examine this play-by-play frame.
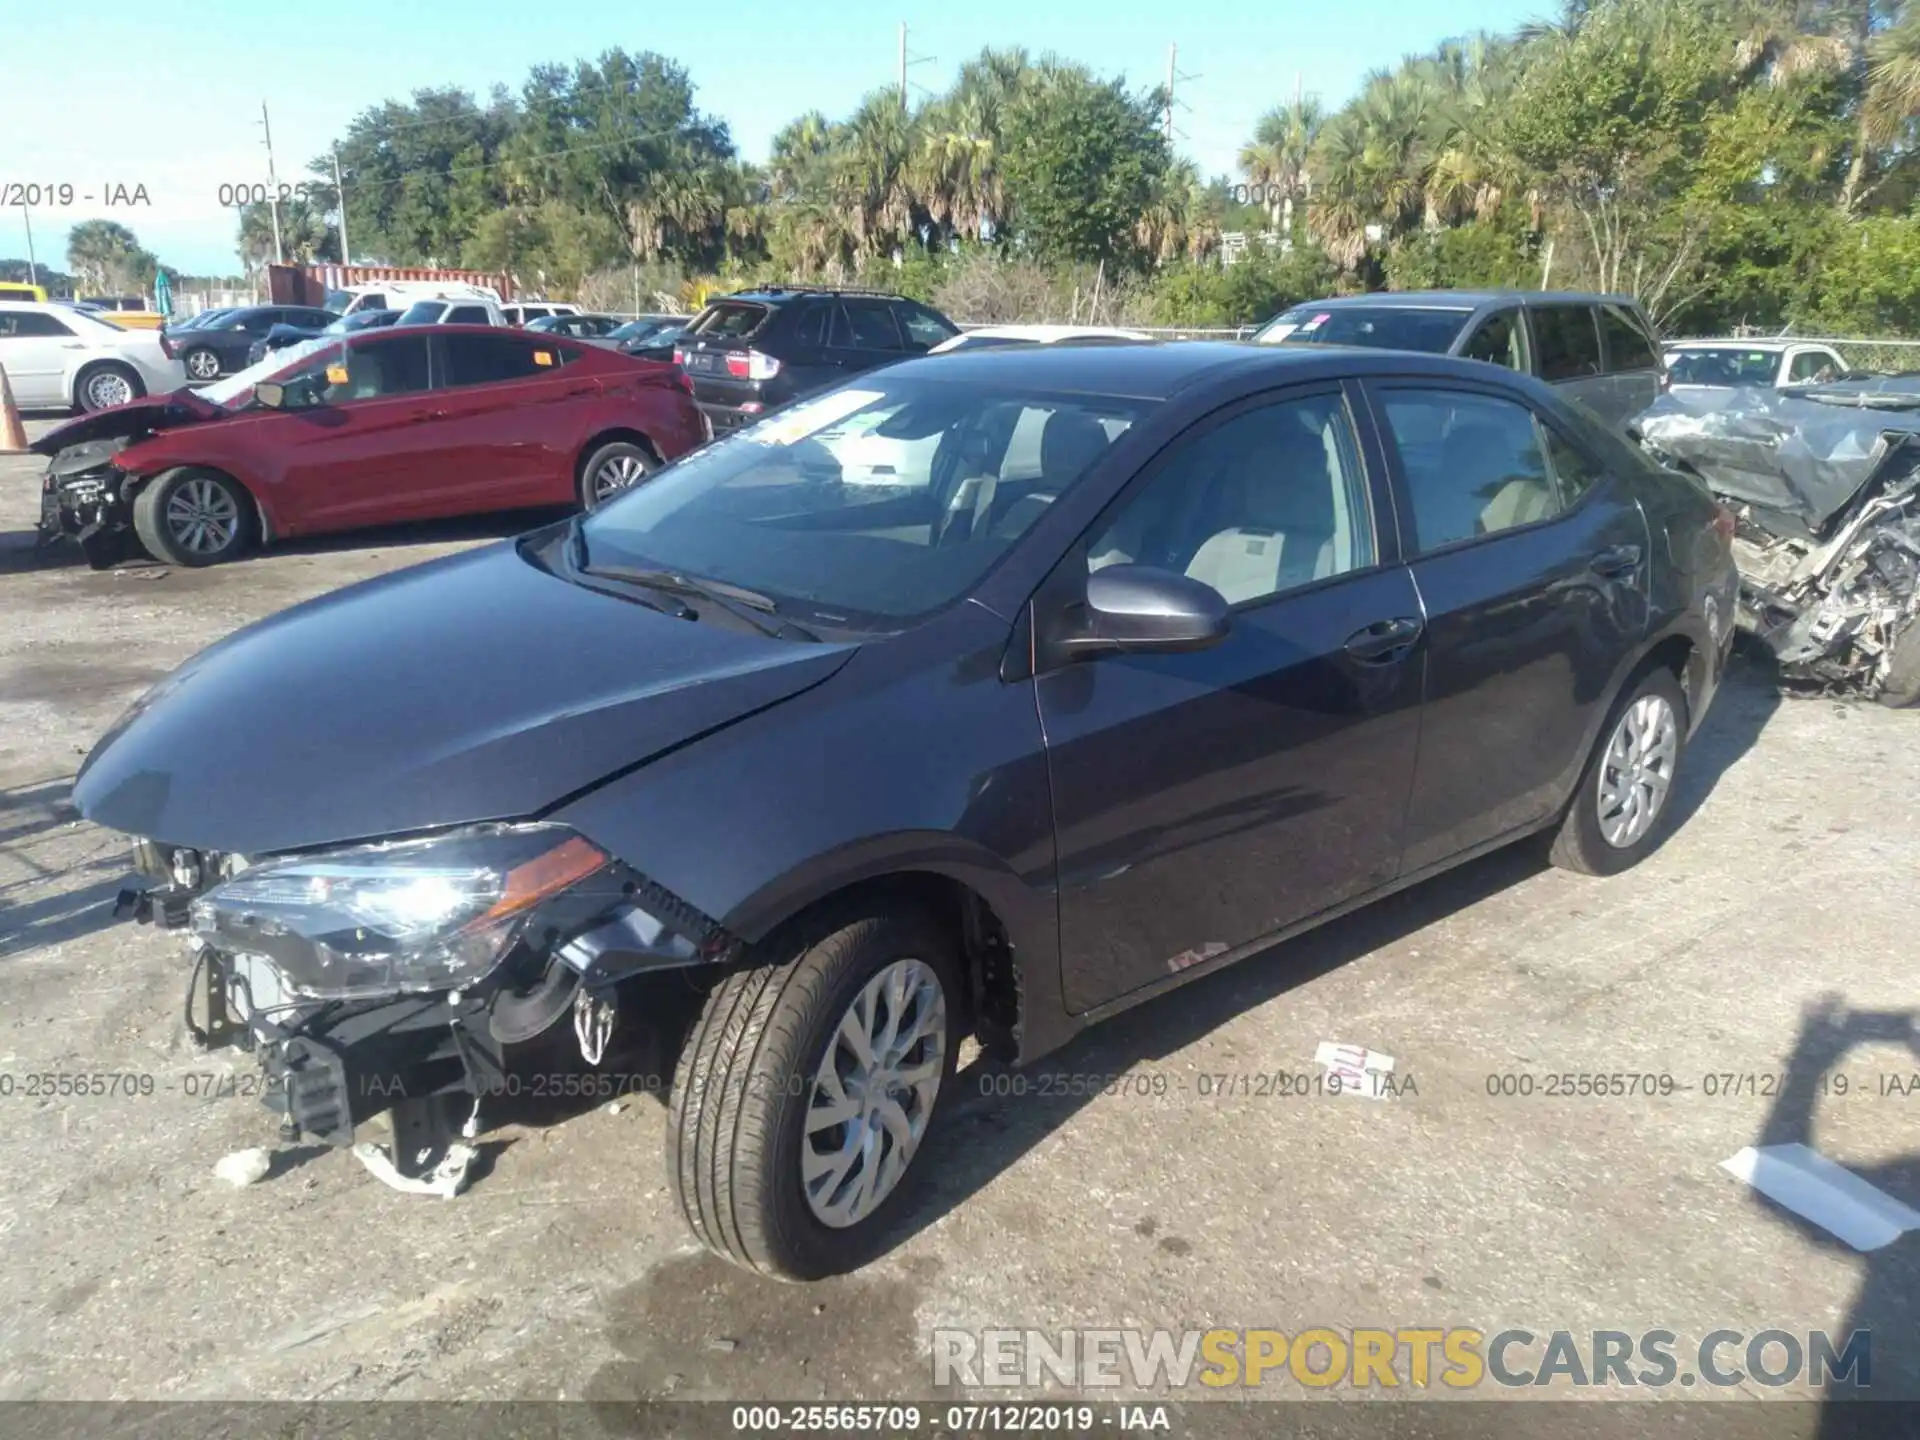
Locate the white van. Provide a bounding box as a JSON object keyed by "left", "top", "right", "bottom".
{"left": 328, "top": 281, "right": 503, "bottom": 317}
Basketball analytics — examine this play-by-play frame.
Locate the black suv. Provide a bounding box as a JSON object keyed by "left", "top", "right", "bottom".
{"left": 675, "top": 286, "right": 960, "bottom": 432}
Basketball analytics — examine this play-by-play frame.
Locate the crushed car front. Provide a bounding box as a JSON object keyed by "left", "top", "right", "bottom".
{"left": 1636, "top": 377, "right": 1920, "bottom": 701}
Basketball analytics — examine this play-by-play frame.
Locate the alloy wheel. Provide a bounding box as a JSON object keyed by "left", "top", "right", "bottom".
{"left": 85, "top": 370, "right": 135, "bottom": 410}
{"left": 801, "top": 958, "right": 948, "bottom": 1228}
{"left": 165, "top": 478, "right": 240, "bottom": 555}
{"left": 1596, "top": 693, "right": 1679, "bottom": 849}
{"left": 184, "top": 350, "right": 220, "bottom": 381}
{"left": 592, "top": 453, "right": 650, "bottom": 501}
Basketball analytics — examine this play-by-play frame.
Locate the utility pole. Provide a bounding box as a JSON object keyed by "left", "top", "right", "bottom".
{"left": 20, "top": 206, "right": 36, "bottom": 286}
{"left": 899, "top": 23, "right": 908, "bottom": 111}
{"left": 1165, "top": 45, "right": 1177, "bottom": 143}
{"left": 258, "top": 101, "right": 284, "bottom": 265}
{"left": 332, "top": 144, "right": 351, "bottom": 266}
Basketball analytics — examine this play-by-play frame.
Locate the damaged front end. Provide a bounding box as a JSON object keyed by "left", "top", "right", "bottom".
{"left": 38, "top": 438, "right": 145, "bottom": 569}
{"left": 1637, "top": 379, "right": 1920, "bottom": 703}
{"left": 123, "top": 822, "right": 738, "bottom": 1188}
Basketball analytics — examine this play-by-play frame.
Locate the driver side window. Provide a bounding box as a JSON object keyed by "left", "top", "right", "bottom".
{"left": 275, "top": 336, "right": 432, "bottom": 406}
{"left": 1086, "top": 392, "right": 1375, "bottom": 608}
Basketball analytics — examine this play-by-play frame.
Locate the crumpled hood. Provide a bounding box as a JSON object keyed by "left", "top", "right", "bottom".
{"left": 74, "top": 541, "right": 856, "bottom": 855}
{"left": 29, "top": 389, "right": 221, "bottom": 457}
{"left": 1636, "top": 380, "right": 1920, "bottom": 535}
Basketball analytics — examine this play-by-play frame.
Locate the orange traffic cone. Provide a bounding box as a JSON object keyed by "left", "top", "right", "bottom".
{"left": 0, "top": 364, "right": 26, "bottom": 453}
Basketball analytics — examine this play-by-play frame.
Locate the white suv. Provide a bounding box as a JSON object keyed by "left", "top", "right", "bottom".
{"left": 502, "top": 302, "right": 581, "bottom": 326}
{"left": 393, "top": 297, "right": 510, "bottom": 327}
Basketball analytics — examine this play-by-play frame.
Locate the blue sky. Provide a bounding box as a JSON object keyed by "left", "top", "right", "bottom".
{"left": 5, "top": 0, "right": 1550, "bottom": 277}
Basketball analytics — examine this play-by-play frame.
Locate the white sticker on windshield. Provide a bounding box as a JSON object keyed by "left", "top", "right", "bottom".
{"left": 1259, "top": 323, "right": 1299, "bottom": 344}
{"left": 745, "top": 389, "right": 887, "bottom": 446}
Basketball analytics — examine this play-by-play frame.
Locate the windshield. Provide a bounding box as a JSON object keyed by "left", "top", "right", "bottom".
{"left": 397, "top": 301, "right": 445, "bottom": 325}
{"left": 576, "top": 377, "right": 1151, "bottom": 629}
{"left": 323, "top": 289, "right": 353, "bottom": 313}
{"left": 609, "top": 320, "right": 659, "bottom": 340}
{"left": 193, "top": 334, "right": 339, "bottom": 407}
{"left": 1666, "top": 348, "right": 1781, "bottom": 385}
{"left": 1258, "top": 304, "right": 1473, "bottom": 353}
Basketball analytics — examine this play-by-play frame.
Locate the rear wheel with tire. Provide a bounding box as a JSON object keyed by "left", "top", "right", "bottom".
{"left": 1549, "top": 667, "right": 1690, "bottom": 876}
{"left": 132, "top": 468, "right": 257, "bottom": 567}
{"left": 181, "top": 347, "right": 221, "bottom": 383}
{"left": 668, "top": 908, "right": 959, "bottom": 1280}
{"left": 578, "top": 440, "right": 658, "bottom": 511}
{"left": 74, "top": 362, "right": 144, "bottom": 413}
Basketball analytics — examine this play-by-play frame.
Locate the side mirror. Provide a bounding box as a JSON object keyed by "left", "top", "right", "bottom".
{"left": 254, "top": 381, "right": 285, "bottom": 409}
{"left": 1054, "top": 564, "right": 1231, "bottom": 659}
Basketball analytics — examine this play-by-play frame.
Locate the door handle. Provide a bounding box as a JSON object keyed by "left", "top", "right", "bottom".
{"left": 407, "top": 409, "right": 448, "bottom": 423}
{"left": 1343, "top": 616, "right": 1423, "bottom": 663}
{"left": 566, "top": 385, "right": 597, "bottom": 397}
{"left": 1590, "top": 543, "right": 1642, "bottom": 577}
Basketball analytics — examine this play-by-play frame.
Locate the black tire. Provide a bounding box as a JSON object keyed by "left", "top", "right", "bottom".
{"left": 180, "top": 347, "right": 222, "bottom": 383}
{"left": 1549, "top": 667, "right": 1691, "bottom": 876}
{"left": 73, "top": 362, "right": 144, "bottom": 413}
{"left": 131, "top": 468, "right": 258, "bottom": 567}
{"left": 578, "top": 440, "right": 658, "bottom": 511}
{"left": 668, "top": 907, "right": 961, "bottom": 1281}
{"left": 1876, "top": 620, "right": 1920, "bottom": 708}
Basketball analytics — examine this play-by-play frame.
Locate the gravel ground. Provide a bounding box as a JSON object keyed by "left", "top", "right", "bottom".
{"left": 1, "top": 415, "right": 1916, "bottom": 1429}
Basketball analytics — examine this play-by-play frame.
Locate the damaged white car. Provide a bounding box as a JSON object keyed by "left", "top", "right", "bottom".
{"left": 1636, "top": 378, "right": 1920, "bottom": 705}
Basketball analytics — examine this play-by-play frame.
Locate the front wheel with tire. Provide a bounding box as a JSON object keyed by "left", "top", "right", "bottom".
{"left": 131, "top": 468, "right": 257, "bottom": 567}
{"left": 668, "top": 909, "right": 959, "bottom": 1281}
{"left": 1549, "top": 667, "right": 1690, "bottom": 876}
{"left": 74, "top": 362, "right": 144, "bottom": 413}
{"left": 181, "top": 347, "right": 222, "bottom": 383}
{"left": 578, "top": 440, "right": 658, "bottom": 511}
{"left": 1875, "top": 619, "right": 1920, "bottom": 708}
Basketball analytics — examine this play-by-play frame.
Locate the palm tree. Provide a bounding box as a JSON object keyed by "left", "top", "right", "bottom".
{"left": 832, "top": 91, "right": 920, "bottom": 261}
{"left": 913, "top": 92, "right": 1005, "bottom": 243}
{"left": 1238, "top": 96, "right": 1324, "bottom": 231}
{"left": 1865, "top": 11, "right": 1920, "bottom": 145}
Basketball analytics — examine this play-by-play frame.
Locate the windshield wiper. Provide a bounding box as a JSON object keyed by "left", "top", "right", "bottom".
{"left": 579, "top": 556, "right": 817, "bottom": 642}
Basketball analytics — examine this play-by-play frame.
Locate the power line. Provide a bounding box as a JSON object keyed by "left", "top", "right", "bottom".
{"left": 899, "top": 22, "right": 936, "bottom": 111}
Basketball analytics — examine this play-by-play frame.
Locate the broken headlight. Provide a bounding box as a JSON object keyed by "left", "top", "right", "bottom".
{"left": 188, "top": 823, "right": 612, "bottom": 1003}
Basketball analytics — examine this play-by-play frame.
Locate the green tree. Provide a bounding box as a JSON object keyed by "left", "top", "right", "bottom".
{"left": 999, "top": 69, "right": 1171, "bottom": 270}
{"left": 65, "top": 220, "right": 157, "bottom": 294}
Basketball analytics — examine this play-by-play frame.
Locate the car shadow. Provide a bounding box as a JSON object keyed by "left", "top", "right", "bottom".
{"left": 1746, "top": 997, "right": 1920, "bottom": 1421}
{"left": 1664, "top": 652, "right": 1782, "bottom": 833}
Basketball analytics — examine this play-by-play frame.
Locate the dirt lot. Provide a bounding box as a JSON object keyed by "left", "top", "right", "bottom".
{"left": 2, "top": 417, "right": 1917, "bottom": 1424}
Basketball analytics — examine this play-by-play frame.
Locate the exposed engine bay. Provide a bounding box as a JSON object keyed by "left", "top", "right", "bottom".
{"left": 1636, "top": 378, "right": 1920, "bottom": 705}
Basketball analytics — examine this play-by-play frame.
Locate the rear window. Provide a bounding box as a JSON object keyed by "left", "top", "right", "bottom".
{"left": 398, "top": 302, "right": 446, "bottom": 325}
{"left": 690, "top": 302, "right": 769, "bottom": 339}
{"left": 1258, "top": 305, "right": 1472, "bottom": 353}
{"left": 1531, "top": 305, "right": 1603, "bottom": 380}
{"left": 446, "top": 305, "right": 492, "bottom": 325}
{"left": 1599, "top": 304, "right": 1659, "bottom": 373}
{"left": 1666, "top": 349, "right": 1780, "bottom": 386}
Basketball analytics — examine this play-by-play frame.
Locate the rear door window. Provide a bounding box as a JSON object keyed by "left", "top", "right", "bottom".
{"left": 790, "top": 303, "right": 827, "bottom": 347}
{"left": 1377, "top": 388, "right": 1564, "bottom": 551}
{"left": 1529, "top": 305, "right": 1602, "bottom": 381}
{"left": 1460, "top": 310, "right": 1526, "bottom": 371}
{"left": 440, "top": 332, "right": 569, "bottom": 386}
{"left": 1598, "top": 305, "right": 1659, "bottom": 373}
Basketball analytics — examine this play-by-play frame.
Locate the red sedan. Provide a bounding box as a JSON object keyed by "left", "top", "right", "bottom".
{"left": 34, "top": 324, "right": 709, "bottom": 567}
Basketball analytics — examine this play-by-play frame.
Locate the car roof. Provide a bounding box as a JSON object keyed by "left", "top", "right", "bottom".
{"left": 882, "top": 339, "right": 1530, "bottom": 401}
{"left": 1665, "top": 338, "right": 1809, "bottom": 351}
{"left": 1282, "top": 289, "right": 1640, "bottom": 311}
{"left": 718, "top": 288, "right": 910, "bottom": 304}
{"left": 960, "top": 324, "right": 1151, "bottom": 341}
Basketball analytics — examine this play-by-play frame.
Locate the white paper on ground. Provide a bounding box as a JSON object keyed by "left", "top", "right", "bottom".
{"left": 1313, "top": 1041, "right": 1395, "bottom": 1099}
{"left": 1720, "top": 1143, "right": 1920, "bottom": 1251}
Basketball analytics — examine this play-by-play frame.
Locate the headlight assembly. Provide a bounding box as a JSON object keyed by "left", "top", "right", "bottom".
{"left": 188, "top": 822, "right": 615, "bottom": 1003}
